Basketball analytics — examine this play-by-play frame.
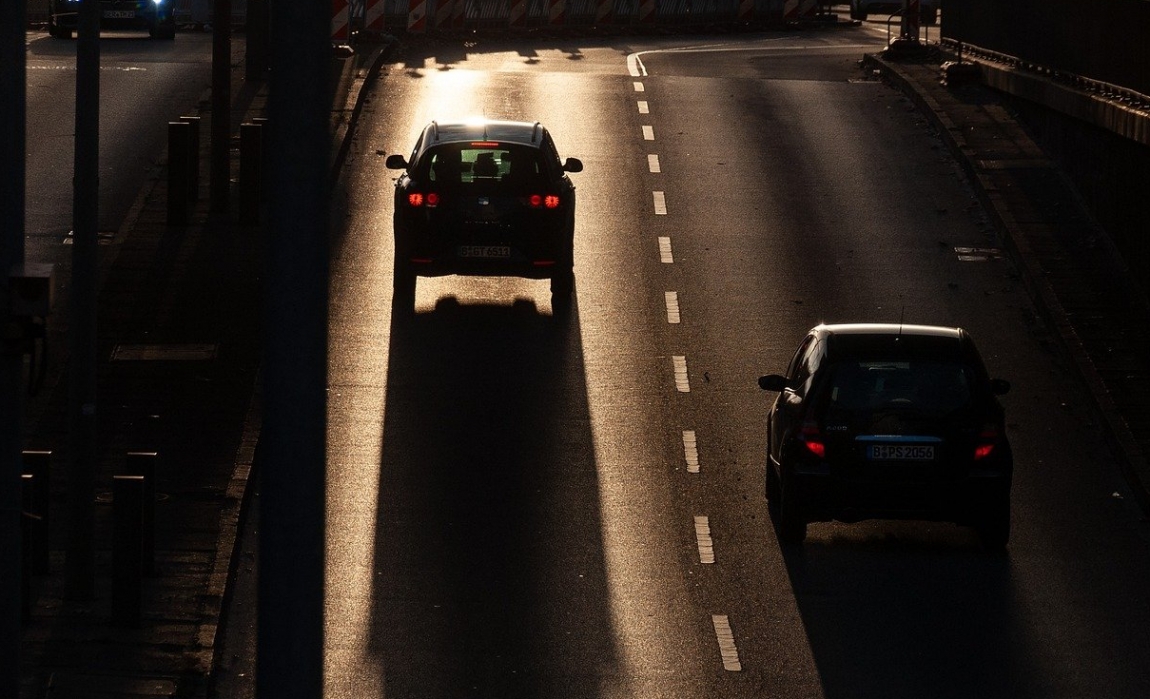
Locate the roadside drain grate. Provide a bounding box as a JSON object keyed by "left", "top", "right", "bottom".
{"left": 111, "top": 344, "right": 218, "bottom": 361}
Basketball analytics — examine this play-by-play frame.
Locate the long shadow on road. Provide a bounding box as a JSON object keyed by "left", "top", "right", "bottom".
{"left": 369, "top": 295, "right": 617, "bottom": 698}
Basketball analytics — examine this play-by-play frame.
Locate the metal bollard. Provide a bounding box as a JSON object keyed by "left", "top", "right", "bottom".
{"left": 239, "top": 121, "right": 263, "bottom": 226}
{"left": 167, "top": 121, "right": 192, "bottom": 225}
{"left": 112, "top": 475, "right": 145, "bottom": 628}
{"left": 124, "top": 452, "right": 157, "bottom": 576}
{"left": 179, "top": 116, "right": 202, "bottom": 202}
{"left": 22, "top": 450, "right": 52, "bottom": 574}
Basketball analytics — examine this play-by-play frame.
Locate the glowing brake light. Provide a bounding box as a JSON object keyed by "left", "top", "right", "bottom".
{"left": 407, "top": 192, "right": 440, "bottom": 208}
{"left": 526, "top": 194, "right": 561, "bottom": 209}
{"left": 470, "top": 141, "right": 499, "bottom": 148}
{"left": 799, "top": 421, "right": 826, "bottom": 459}
{"left": 974, "top": 426, "right": 1000, "bottom": 460}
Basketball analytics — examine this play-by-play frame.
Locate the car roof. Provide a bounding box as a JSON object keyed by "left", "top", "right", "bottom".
{"left": 421, "top": 120, "right": 546, "bottom": 148}
{"left": 812, "top": 323, "right": 977, "bottom": 363}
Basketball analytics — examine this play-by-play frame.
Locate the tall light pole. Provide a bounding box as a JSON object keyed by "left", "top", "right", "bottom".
{"left": 258, "top": 0, "right": 330, "bottom": 695}
{"left": 1, "top": 0, "right": 28, "bottom": 693}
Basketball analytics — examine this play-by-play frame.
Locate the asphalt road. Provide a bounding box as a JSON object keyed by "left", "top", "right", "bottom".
{"left": 321, "top": 26, "right": 1150, "bottom": 699}
{"left": 24, "top": 30, "right": 211, "bottom": 257}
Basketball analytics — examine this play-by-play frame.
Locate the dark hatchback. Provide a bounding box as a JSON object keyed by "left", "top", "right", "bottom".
{"left": 758, "top": 323, "right": 1013, "bottom": 549}
{"left": 385, "top": 120, "right": 582, "bottom": 311}
{"left": 48, "top": 0, "right": 177, "bottom": 39}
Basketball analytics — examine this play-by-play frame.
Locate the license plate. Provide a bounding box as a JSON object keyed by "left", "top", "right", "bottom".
{"left": 103, "top": 10, "right": 136, "bottom": 18}
{"left": 868, "top": 444, "right": 934, "bottom": 461}
{"left": 458, "top": 245, "right": 510, "bottom": 259}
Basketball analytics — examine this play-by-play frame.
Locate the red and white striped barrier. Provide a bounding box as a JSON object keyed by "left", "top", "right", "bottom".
{"left": 639, "top": 0, "right": 656, "bottom": 23}
{"left": 365, "top": 0, "right": 386, "bottom": 33}
{"left": 548, "top": 0, "right": 566, "bottom": 25}
{"left": 408, "top": 0, "right": 427, "bottom": 32}
{"left": 434, "top": 0, "right": 454, "bottom": 29}
{"left": 510, "top": 0, "right": 528, "bottom": 27}
{"left": 331, "top": 0, "right": 350, "bottom": 42}
{"left": 782, "top": 0, "right": 799, "bottom": 22}
{"left": 737, "top": 0, "right": 753, "bottom": 21}
{"left": 799, "top": 0, "right": 818, "bottom": 20}
{"left": 595, "top": 0, "right": 613, "bottom": 24}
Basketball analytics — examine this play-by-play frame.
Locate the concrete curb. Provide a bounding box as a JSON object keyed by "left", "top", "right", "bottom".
{"left": 864, "top": 51, "right": 1150, "bottom": 516}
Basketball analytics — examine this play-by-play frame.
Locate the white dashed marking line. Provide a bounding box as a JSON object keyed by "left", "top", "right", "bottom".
{"left": 653, "top": 191, "right": 667, "bottom": 215}
{"left": 638, "top": 100, "right": 649, "bottom": 114}
{"left": 633, "top": 81, "right": 645, "bottom": 91}
{"left": 682, "top": 430, "right": 699, "bottom": 473}
{"left": 672, "top": 355, "right": 690, "bottom": 392}
{"left": 665, "top": 291, "right": 680, "bottom": 324}
{"left": 694, "top": 516, "right": 715, "bottom": 564}
{"left": 642, "top": 125, "right": 655, "bottom": 140}
{"left": 712, "top": 615, "right": 743, "bottom": 671}
{"left": 648, "top": 154, "right": 661, "bottom": 173}
{"left": 658, "top": 236, "right": 674, "bottom": 263}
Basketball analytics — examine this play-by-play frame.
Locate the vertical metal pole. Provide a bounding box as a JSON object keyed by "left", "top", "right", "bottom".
{"left": 68, "top": 0, "right": 101, "bottom": 603}
{"left": 168, "top": 121, "right": 191, "bottom": 225}
{"left": 258, "top": 0, "right": 330, "bottom": 694}
{"left": 239, "top": 122, "right": 263, "bottom": 226}
{"left": 111, "top": 475, "right": 144, "bottom": 628}
{"left": 210, "top": 0, "right": 233, "bottom": 218}
{"left": 23, "top": 451, "right": 52, "bottom": 574}
{"left": 0, "top": 0, "right": 27, "bottom": 688}
{"left": 124, "top": 452, "right": 157, "bottom": 576}
{"left": 180, "top": 115, "right": 202, "bottom": 201}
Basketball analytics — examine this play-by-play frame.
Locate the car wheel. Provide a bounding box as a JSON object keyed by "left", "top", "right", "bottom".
{"left": 975, "top": 497, "right": 1010, "bottom": 552}
{"left": 765, "top": 458, "right": 781, "bottom": 503}
{"left": 550, "top": 267, "right": 574, "bottom": 314}
{"left": 849, "top": 3, "right": 864, "bottom": 20}
{"left": 775, "top": 472, "right": 807, "bottom": 545}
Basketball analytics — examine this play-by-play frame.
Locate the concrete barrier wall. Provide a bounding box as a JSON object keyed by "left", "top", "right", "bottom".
{"left": 945, "top": 0, "right": 1150, "bottom": 96}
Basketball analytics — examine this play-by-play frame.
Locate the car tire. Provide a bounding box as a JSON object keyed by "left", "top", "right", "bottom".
{"left": 775, "top": 471, "right": 807, "bottom": 545}
{"left": 550, "top": 267, "right": 575, "bottom": 315}
{"left": 849, "top": 3, "right": 864, "bottom": 20}
{"left": 765, "top": 458, "right": 781, "bottom": 503}
{"left": 150, "top": 24, "right": 177, "bottom": 40}
{"left": 975, "top": 496, "right": 1010, "bottom": 551}
{"left": 49, "top": 18, "right": 71, "bottom": 39}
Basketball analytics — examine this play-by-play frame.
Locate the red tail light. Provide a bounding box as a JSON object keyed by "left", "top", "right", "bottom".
{"left": 407, "top": 192, "right": 440, "bottom": 208}
{"left": 974, "top": 425, "right": 1000, "bottom": 460}
{"left": 799, "top": 421, "right": 826, "bottom": 459}
{"left": 526, "top": 194, "right": 561, "bottom": 209}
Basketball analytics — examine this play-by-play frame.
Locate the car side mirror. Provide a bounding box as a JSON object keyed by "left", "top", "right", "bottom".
{"left": 385, "top": 154, "right": 409, "bottom": 170}
{"left": 990, "top": 378, "right": 1011, "bottom": 396}
{"left": 562, "top": 157, "right": 583, "bottom": 173}
{"left": 758, "top": 374, "right": 788, "bottom": 392}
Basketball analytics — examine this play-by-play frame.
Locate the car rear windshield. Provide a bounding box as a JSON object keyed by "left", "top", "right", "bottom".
{"left": 420, "top": 143, "right": 548, "bottom": 192}
{"left": 818, "top": 359, "right": 974, "bottom": 419}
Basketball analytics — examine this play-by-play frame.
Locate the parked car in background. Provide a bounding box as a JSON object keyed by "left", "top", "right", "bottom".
{"left": 758, "top": 323, "right": 1012, "bottom": 548}
{"left": 48, "top": 0, "right": 177, "bottom": 39}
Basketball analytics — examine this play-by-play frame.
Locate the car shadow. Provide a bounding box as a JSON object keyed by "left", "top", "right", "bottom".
{"left": 364, "top": 291, "right": 618, "bottom": 697}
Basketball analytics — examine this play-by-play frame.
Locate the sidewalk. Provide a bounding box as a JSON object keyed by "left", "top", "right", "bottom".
{"left": 865, "top": 46, "right": 1150, "bottom": 514}
{"left": 18, "top": 31, "right": 391, "bottom": 699}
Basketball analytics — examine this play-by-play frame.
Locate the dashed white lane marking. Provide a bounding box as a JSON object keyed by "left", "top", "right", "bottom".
{"left": 642, "top": 125, "right": 655, "bottom": 140}
{"left": 633, "top": 81, "right": 645, "bottom": 91}
{"left": 672, "top": 355, "right": 690, "bottom": 392}
{"left": 712, "top": 615, "right": 743, "bottom": 671}
{"left": 653, "top": 191, "right": 667, "bottom": 215}
{"left": 682, "top": 430, "right": 699, "bottom": 473}
{"left": 658, "top": 236, "right": 674, "bottom": 264}
{"left": 638, "top": 100, "right": 649, "bottom": 114}
{"left": 694, "top": 516, "right": 714, "bottom": 564}
{"left": 664, "top": 291, "right": 680, "bottom": 324}
{"left": 648, "top": 154, "right": 661, "bottom": 173}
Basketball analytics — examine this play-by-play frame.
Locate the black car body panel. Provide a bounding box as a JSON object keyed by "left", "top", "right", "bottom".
{"left": 761, "top": 323, "right": 1013, "bottom": 546}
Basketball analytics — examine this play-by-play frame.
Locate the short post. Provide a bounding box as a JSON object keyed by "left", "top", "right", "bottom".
{"left": 239, "top": 121, "right": 263, "bottom": 226}
{"left": 124, "top": 452, "right": 157, "bottom": 576}
{"left": 112, "top": 475, "right": 145, "bottom": 627}
{"left": 179, "top": 116, "right": 202, "bottom": 201}
{"left": 22, "top": 450, "right": 51, "bottom": 574}
{"left": 167, "top": 121, "right": 192, "bottom": 225}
